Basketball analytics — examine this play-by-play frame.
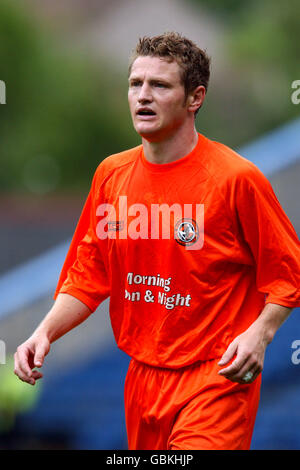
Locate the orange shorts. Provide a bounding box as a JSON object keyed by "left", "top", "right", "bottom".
{"left": 124, "top": 357, "right": 261, "bottom": 450}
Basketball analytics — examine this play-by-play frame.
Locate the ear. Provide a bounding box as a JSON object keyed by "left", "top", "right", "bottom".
{"left": 187, "top": 85, "right": 206, "bottom": 113}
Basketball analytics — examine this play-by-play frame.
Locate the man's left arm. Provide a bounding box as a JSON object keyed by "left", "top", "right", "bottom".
{"left": 218, "top": 303, "right": 293, "bottom": 383}
{"left": 218, "top": 164, "right": 300, "bottom": 384}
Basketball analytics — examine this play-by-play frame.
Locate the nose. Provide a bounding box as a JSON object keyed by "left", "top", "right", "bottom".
{"left": 138, "top": 83, "right": 153, "bottom": 103}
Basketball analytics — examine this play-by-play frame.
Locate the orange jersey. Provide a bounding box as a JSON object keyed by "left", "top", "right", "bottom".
{"left": 54, "top": 133, "right": 300, "bottom": 368}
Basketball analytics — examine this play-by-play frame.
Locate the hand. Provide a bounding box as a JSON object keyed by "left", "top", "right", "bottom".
{"left": 14, "top": 333, "right": 50, "bottom": 386}
{"left": 217, "top": 325, "right": 268, "bottom": 384}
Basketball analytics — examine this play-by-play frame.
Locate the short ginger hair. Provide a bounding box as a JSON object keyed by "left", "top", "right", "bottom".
{"left": 128, "top": 32, "right": 211, "bottom": 114}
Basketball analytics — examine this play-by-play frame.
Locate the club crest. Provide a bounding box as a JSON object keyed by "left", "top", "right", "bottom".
{"left": 174, "top": 218, "right": 199, "bottom": 246}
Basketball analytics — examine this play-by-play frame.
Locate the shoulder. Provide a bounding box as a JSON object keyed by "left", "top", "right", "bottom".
{"left": 201, "top": 135, "right": 271, "bottom": 191}
{"left": 93, "top": 144, "right": 142, "bottom": 183}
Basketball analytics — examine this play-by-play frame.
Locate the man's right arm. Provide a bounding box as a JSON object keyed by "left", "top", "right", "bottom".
{"left": 14, "top": 293, "right": 92, "bottom": 385}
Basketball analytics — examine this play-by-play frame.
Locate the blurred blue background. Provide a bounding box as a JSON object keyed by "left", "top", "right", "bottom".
{"left": 0, "top": 0, "right": 299, "bottom": 450}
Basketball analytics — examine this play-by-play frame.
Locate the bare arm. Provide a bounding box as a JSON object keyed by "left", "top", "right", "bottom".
{"left": 218, "top": 303, "right": 293, "bottom": 383}
{"left": 14, "top": 293, "right": 92, "bottom": 385}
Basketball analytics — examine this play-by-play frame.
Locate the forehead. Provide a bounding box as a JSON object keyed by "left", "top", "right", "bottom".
{"left": 129, "top": 56, "right": 182, "bottom": 83}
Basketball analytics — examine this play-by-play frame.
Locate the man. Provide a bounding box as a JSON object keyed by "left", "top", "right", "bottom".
{"left": 14, "top": 32, "right": 300, "bottom": 450}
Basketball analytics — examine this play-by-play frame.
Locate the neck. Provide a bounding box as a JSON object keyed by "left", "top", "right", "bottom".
{"left": 142, "top": 124, "right": 199, "bottom": 165}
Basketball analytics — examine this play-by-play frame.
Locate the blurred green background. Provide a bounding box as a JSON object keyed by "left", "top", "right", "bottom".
{"left": 1, "top": 0, "right": 299, "bottom": 194}
{"left": 0, "top": 1, "right": 137, "bottom": 194}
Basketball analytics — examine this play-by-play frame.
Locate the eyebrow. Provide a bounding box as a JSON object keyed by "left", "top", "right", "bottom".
{"left": 128, "top": 76, "right": 172, "bottom": 85}
{"left": 128, "top": 75, "right": 170, "bottom": 83}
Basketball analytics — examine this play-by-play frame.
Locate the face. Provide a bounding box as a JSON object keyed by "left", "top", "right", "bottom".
{"left": 128, "top": 56, "right": 192, "bottom": 142}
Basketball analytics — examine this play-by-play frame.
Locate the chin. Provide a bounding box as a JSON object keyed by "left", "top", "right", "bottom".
{"left": 138, "top": 131, "right": 164, "bottom": 143}
{"left": 135, "top": 125, "right": 160, "bottom": 139}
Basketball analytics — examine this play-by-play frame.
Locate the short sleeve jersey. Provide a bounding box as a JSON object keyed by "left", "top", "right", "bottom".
{"left": 54, "top": 133, "right": 300, "bottom": 368}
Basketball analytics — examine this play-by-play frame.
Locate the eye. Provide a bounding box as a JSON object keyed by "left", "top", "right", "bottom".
{"left": 130, "top": 81, "right": 142, "bottom": 87}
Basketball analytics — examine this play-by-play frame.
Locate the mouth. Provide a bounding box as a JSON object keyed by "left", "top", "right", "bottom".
{"left": 136, "top": 108, "right": 156, "bottom": 119}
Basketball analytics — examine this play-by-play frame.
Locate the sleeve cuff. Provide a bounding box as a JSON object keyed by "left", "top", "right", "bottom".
{"left": 265, "top": 295, "right": 300, "bottom": 309}
{"left": 54, "top": 287, "right": 101, "bottom": 313}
